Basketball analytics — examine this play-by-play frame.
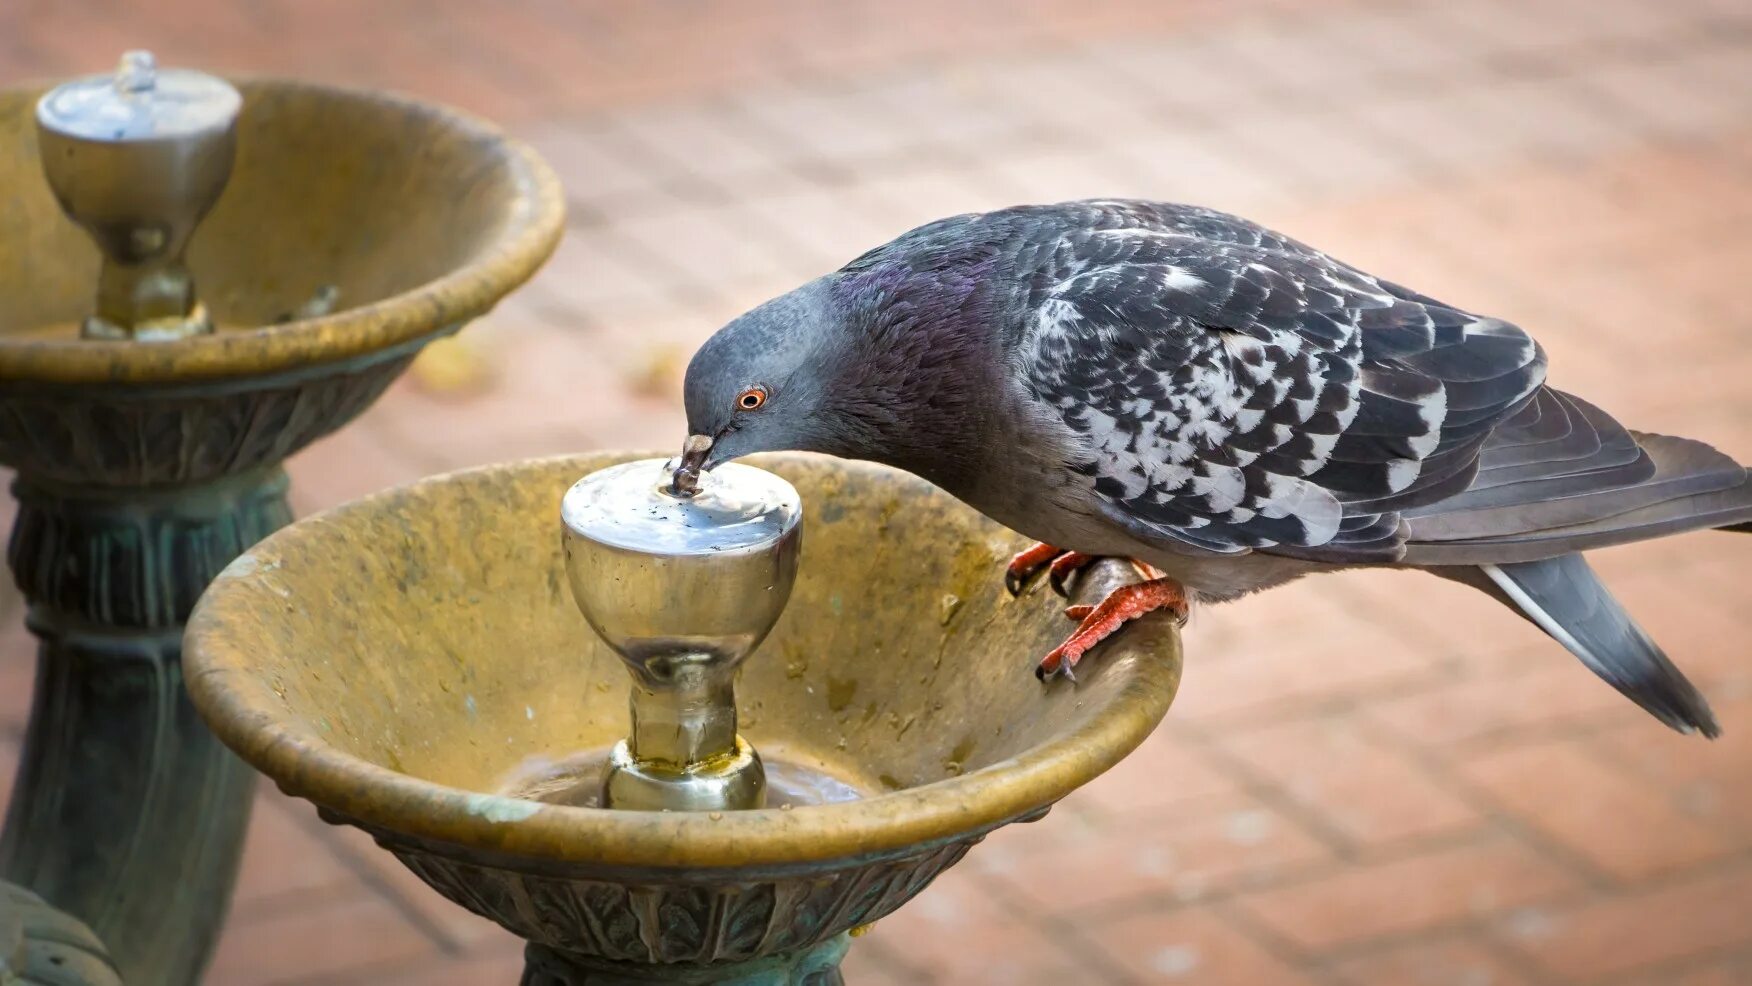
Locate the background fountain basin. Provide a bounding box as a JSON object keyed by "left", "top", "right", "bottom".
{"left": 0, "top": 78, "right": 563, "bottom": 488}
{"left": 184, "top": 452, "right": 1183, "bottom": 966}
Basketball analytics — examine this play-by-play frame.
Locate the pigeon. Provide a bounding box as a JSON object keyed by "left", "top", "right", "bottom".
{"left": 678, "top": 199, "right": 1751, "bottom": 737}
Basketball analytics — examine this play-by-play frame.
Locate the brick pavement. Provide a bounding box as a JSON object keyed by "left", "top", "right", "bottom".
{"left": 3, "top": 0, "right": 1752, "bottom": 982}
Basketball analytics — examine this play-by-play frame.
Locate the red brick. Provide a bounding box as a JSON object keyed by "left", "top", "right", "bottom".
{"left": 604, "top": 203, "right": 802, "bottom": 300}
{"left": 576, "top": 398, "right": 690, "bottom": 459}
{"left": 207, "top": 889, "right": 435, "bottom": 986}
{"left": 1326, "top": 568, "right": 1553, "bottom": 670}
{"left": 1088, "top": 908, "right": 1320, "bottom": 986}
{"left": 521, "top": 225, "right": 689, "bottom": 323}
{"left": 1620, "top": 958, "right": 1752, "bottom": 986}
{"left": 970, "top": 792, "right": 1332, "bottom": 914}
{"left": 1364, "top": 653, "right": 1642, "bottom": 748}
{"left": 858, "top": 867, "right": 1102, "bottom": 986}
{"left": 0, "top": 611, "right": 35, "bottom": 733}
{"left": 232, "top": 788, "right": 357, "bottom": 910}
{"left": 837, "top": 941, "right": 927, "bottom": 986}
{"left": 726, "top": 184, "right": 930, "bottom": 273}
{"left": 1169, "top": 612, "right": 1433, "bottom": 724}
{"left": 1454, "top": 737, "right": 1737, "bottom": 882}
{"left": 1494, "top": 864, "right": 1752, "bottom": 981}
{"left": 1182, "top": 574, "right": 1359, "bottom": 663}
{"left": 1073, "top": 727, "right": 1241, "bottom": 818}
{"left": 0, "top": 734, "right": 17, "bottom": 822}
{"left": 1217, "top": 717, "right": 1482, "bottom": 849}
{"left": 320, "top": 811, "right": 516, "bottom": 949}
{"left": 1329, "top": 935, "right": 1536, "bottom": 986}
{"left": 374, "top": 943, "right": 528, "bottom": 986}
{"left": 0, "top": 473, "right": 14, "bottom": 578}
{"left": 285, "top": 418, "right": 434, "bottom": 516}
{"left": 1592, "top": 693, "right": 1752, "bottom": 839}
{"left": 1231, "top": 836, "right": 1581, "bottom": 952}
{"left": 365, "top": 319, "right": 612, "bottom": 473}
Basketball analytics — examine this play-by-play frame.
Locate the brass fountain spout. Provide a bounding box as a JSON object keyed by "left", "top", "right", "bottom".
{"left": 34, "top": 50, "right": 241, "bottom": 341}
{"left": 561, "top": 454, "right": 803, "bottom": 812}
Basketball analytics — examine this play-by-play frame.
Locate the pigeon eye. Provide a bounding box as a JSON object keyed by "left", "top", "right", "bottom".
{"left": 736, "top": 387, "right": 768, "bottom": 411}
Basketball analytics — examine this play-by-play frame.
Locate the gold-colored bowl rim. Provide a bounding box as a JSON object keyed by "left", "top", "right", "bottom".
{"left": 0, "top": 76, "right": 566, "bottom": 386}
{"left": 185, "top": 454, "right": 1183, "bottom": 870}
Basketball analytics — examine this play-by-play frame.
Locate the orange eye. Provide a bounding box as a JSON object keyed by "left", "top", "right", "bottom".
{"left": 736, "top": 387, "right": 767, "bottom": 410}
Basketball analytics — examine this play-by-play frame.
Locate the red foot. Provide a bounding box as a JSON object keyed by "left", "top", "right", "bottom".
{"left": 1004, "top": 542, "right": 1063, "bottom": 596}
{"left": 1037, "top": 578, "right": 1189, "bottom": 682}
{"left": 1047, "top": 551, "right": 1097, "bottom": 597}
{"left": 1062, "top": 559, "right": 1168, "bottom": 620}
{"left": 1005, "top": 543, "right": 1106, "bottom": 598}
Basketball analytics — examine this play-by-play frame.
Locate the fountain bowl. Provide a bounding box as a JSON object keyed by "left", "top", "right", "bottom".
{"left": 184, "top": 452, "right": 1182, "bottom": 981}
{"left": 0, "top": 72, "right": 564, "bottom": 985}
{"left": 0, "top": 77, "right": 564, "bottom": 487}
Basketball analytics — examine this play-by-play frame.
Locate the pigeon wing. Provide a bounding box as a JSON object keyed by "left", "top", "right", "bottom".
{"left": 1015, "top": 200, "right": 1547, "bottom": 561}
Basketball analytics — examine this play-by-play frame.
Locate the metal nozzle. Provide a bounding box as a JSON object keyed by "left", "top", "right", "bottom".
{"left": 35, "top": 51, "right": 242, "bottom": 341}
{"left": 560, "top": 456, "right": 802, "bottom": 811}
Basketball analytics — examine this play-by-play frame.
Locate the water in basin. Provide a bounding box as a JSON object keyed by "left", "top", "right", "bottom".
{"left": 497, "top": 744, "right": 874, "bottom": 810}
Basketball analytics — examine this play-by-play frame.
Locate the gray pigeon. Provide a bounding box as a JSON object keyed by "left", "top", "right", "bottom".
{"left": 678, "top": 199, "right": 1751, "bottom": 737}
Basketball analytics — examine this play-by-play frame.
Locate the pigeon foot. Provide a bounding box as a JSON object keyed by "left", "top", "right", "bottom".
{"left": 1004, "top": 541, "right": 1063, "bottom": 595}
{"left": 1004, "top": 543, "right": 1105, "bottom": 597}
{"left": 1037, "top": 575, "right": 1188, "bottom": 681}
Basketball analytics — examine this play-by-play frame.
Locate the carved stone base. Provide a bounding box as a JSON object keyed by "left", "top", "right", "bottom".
{"left": 522, "top": 935, "right": 848, "bottom": 986}
{"left": 0, "top": 469, "right": 289, "bottom": 985}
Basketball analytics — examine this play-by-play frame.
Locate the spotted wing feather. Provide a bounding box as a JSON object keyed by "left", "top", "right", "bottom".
{"left": 1013, "top": 200, "right": 1546, "bottom": 561}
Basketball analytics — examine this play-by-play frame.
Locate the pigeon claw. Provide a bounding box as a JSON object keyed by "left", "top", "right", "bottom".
{"left": 1047, "top": 551, "right": 1097, "bottom": 598}
{"left": 1004, "top": 542, "right": 1063, "bottom": 596}
{"left": 1036, "top": 577, "right": 1189, "bottom": 681}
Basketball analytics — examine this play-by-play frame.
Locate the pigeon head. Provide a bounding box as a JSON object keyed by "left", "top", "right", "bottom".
{"left": 679, "top": 276, "right": 846, "bottom": 473}
{"left": 679, "top": 218, "right": 1008, "bottom": 485}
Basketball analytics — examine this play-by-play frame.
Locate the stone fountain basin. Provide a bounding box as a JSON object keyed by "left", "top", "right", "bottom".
{"left": 184, "top": 452, "right": 1182, "bottom": 966}
{"left": 0, "top": 78, "right": 562, "bottom": 486}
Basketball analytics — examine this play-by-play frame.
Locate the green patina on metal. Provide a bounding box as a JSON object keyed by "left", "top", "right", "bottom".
{"left": 0, "top": 60, "right": 563, "bottom": 986}
{"left": 523, "top": 934, "right": 852, "bottom": 985}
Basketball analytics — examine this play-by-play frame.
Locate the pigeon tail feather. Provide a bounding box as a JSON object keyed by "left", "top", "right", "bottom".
{"left": 1478, "top": 555, "right": 1720, "bottom": 738}
{"left": 1402, "top": 430, "right": 1752, "bottom": 565}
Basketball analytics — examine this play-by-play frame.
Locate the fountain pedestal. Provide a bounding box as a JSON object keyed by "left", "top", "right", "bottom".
{"left": 0, "top": 56, "right": 563, "bottom": 984}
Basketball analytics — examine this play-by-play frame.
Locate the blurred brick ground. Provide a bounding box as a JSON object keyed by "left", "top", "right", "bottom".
{"left": 4, "top": 0, "right": 1752, "bottom": 983}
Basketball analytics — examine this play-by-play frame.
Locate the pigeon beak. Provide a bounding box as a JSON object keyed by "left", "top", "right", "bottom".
{"left": 666, "top": 434, "right": 714, "bottom": 496}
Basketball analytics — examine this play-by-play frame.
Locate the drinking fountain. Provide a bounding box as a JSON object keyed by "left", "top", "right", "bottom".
{"left": 0, "top": 54, "right": 564, "bottom": 984}
{"left": 560, "top": 457, "right": 803, "bottom": 814}
{"left": 183, "top": 451, "right": 1184, "bottom": 983}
